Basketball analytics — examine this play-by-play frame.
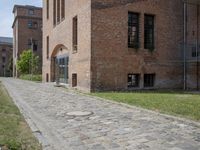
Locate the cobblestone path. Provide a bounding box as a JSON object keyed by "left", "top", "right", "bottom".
{"left": 1, "top": 78, "right": 200, "bottom": 150}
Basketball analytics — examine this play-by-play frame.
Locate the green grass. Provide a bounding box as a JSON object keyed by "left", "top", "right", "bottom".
{"left": 91, "top": 91, "right": 200, "bottom": 121}
{"left": 0, "top": 82, "right": 42, "bottom": 150}
{"left": 19, "top": 74, "right": 42, "bottom": 82}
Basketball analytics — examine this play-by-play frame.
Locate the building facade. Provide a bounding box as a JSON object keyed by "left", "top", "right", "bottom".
{"left": 12, "top": 5, "right": 42, "bottom": 77}
{"left": 0, "top": 37, "right": 13, "bottom": 77}
{"left": 42, "top": 0, "right": 200, "bottom": 92}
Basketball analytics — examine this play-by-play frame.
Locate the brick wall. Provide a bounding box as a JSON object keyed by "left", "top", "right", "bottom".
{"left": 90, "top": 0, "right": 185, "bottom": 91}
{"left": 42, "top": 0, "right": 92, "bottom": 92}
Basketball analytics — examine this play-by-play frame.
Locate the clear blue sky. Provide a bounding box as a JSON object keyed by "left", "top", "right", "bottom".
{"left": 0, "top": 0, "right": 42, "bottom": 37}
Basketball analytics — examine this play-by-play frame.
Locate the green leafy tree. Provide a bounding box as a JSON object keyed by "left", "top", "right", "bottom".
{"left": 17, "top": 50, "right": 39, "bottom": 74}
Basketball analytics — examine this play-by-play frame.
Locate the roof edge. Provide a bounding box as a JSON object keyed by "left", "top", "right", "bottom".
{"left": 13, "top": 5, "right": 42, "bottom": 13}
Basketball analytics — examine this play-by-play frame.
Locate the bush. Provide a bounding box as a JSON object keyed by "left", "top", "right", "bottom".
{"left": 19, "top": 74, "right": 42, "bottom": 82}
{"left": 17, "top": 50, "right": 40, "bottom": 75}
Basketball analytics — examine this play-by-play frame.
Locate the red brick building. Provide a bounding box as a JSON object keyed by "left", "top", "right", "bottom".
{"left": 42, "top": 0, "right": 200, "bottom": 92}
{"left": 0, "top": 37, "right": 13, "bottom": 77}
{"left": 12, "top": 5, "right": 42, "bottom": 77}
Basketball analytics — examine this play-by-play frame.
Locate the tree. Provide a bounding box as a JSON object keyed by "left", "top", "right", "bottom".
{"left": 7, "top": 57, "right": 13, "bottom": 77}
{"left": 17, "top": 50, "right": 39, "bottom": 74}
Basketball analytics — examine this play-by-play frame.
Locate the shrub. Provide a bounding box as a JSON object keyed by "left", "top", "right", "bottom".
{"left": 17, "top": 50, "right": 40, "bottom": 75}
{"left": 19, "top": 74, "right": 42, "bottom": 82}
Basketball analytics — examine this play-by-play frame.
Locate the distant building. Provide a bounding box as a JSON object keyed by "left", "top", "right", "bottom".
{"left": 0, "top": 37, "right": 13, "bottom": 77}
{"left": 42, "top": 0, "right": 200, "bottom": 92}
{"left": 12, "top": 5, "right": 42, "bottom": 77}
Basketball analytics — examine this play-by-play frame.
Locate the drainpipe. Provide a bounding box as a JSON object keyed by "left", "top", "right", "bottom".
{"left": 183, "top": 2, "right": 188, "bottom": 90}
{"left": 31, "top": 38, "right": 34, "bottom": 81}
{"left": 197, "top": 5, "right": 199, "bottom": 90}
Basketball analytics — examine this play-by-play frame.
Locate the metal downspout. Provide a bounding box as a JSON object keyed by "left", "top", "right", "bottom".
{"left": 197, "top": 5, "right": 199, "bottom": 90}
{"left": 183, "top": 2, "right": 188, "bottom": 90}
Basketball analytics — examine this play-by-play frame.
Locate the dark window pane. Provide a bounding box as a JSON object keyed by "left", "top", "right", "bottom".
{"left": 128, "top": 12, "right": 139, "bottom": 48}
{"left": 72, "top": 73, "right": 77, "bottom": 87}
{"left": 46, "top": 36, "right": 49, "bottom": 59}
{"left": 2, "top": 57, "right": 6, "bottom": 63}
{"left": 73, "top": 16, "right": 78, "bottom": 52}
{"left": 144, "top": 74, "right": 155, "bottom": 87}
{"left": 28, "top": 20, "right": 33, "bottom": 28}
{"left": 57, "top": 0, "right": 61, "bottom": 22}
{"left": 128, "top": 74, "right": 140, "bottom": 87}
{"left": 53, "top": 0, "right": 56, "bottom": 25}
{"left": 144, "top": 14, "right": 155, "bottom": 50}
{"left": 27, "top": 39, "right": 38, "bottom": 51}
{"left": 61, "top": 0, "right": 65, "bottom": 19}
{"left": 33, "top": 40, "right": 38, "bottom": 51}
{"left": 47, "top": 0, "right": 49, "bottom": 19}
{"left": 28, "top": 9, "right": 34, "bottom": 15}
{"left": 33, "top": 44, "right": 38, "bottom": 51}
{"left": 33, "top": 22, "right": 38, "bottom": 29}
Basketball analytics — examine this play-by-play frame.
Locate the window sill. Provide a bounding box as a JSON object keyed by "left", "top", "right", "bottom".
{"left": 128, "top": 86, "right": 140, "bottom": 89}
{"left": 128, "top": 46, "right": 140, "bottom": 49}
{"left": 144, "top": 47, "right": 156, "bottom": 52}
{"left": 128, "top": 47, "right": 141, "bottom": 52}
{"left": 143, "top": 87, "right": 155, "bottom": 89}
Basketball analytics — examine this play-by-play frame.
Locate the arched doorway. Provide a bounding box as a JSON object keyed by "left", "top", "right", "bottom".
{"left": 51, "top": 44, "right": 69, "bottom": 84}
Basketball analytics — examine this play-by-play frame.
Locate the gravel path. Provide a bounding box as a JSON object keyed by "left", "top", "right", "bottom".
{"left": 1, "top": 78, "right": 200, "bottom": 150}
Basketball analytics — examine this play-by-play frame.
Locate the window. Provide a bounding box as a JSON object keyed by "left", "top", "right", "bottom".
{"left": 33, "top": 40, "right": 38, "bottom": 51}
{"left": 28, "top": 9, "right": 34, "bottom": 15}
{"left": 56, "top": 57, "right": 69, "bottom": 83}
{"left": 2, "top": 49, "right": 6, "bottom": 52}
{"left": 128, "top": 12, "right": 139, "bottom": 48}
{"left": 53, "top": 0, "right": 65, "bottom": 26}
{"left": 144, "top": 74, "right": 155, "bottom": 87}
{"left": 28, "top": 20, "right": 33, "bottom": 28}
{"left": 33, "top": 22, "right": 38, "bottom": 29}
{"left": 28, "top": 39, "right": 38, "bottom": 51}
{"left": 128, "top": 74, "right": 140, "bottom": 88}
{"left": 72, "top": 73, "right": 77, "bottom": 87}
{"left": 47, "top": 36, "right": 49, "bottom": 59}
{"left": 28, "top": 21, "right": 38, "bottom": 29}
{"left": 192, "top": 47, "right": 199, "bottom": 57}
{"left": 73, "top": 16, "right": 78, "bottom": 52}
{"left": 2, "top": 57, "right": 6, "bottom": 63}
{"left": 47, "top": 0, "right": 49, "bottom": 19}
{"left": 144, "top": 14, "right": 155, "bottom": 50}
{"left": 46, "top": 73, "right": 49, "bottom": 82}
{"left": 53, "top": 0, "right": 56, "bottom": 25}
{"left": 192, "top": 51, "right": 200, "bottom": 57}
{"left": 57, "top": 0, "right": 61, "bottom": 23}
{"left": 61, "top": 0, "right": 65, "bottom": 19}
